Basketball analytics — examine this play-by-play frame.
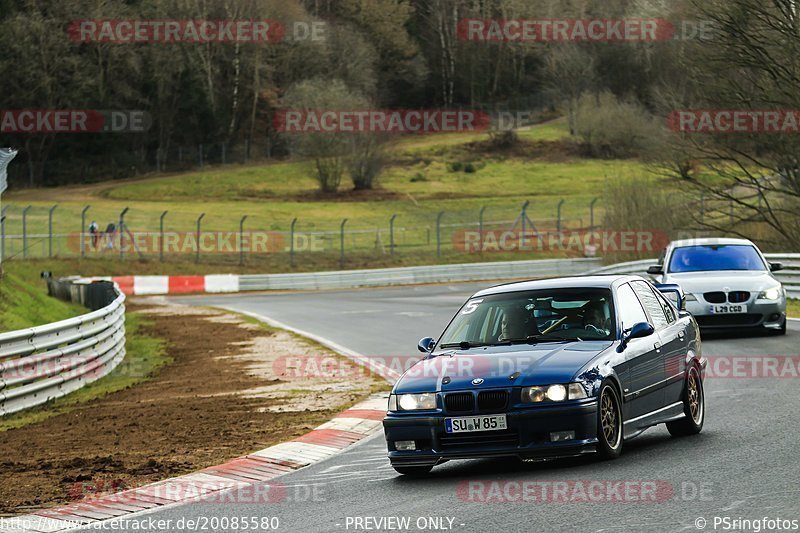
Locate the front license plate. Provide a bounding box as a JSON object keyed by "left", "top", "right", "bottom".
{"left": 711, "top": 304, "right": 744, "bottom": 314}
{"left": 445, "top": 414, "right": 507, "bottom": 433}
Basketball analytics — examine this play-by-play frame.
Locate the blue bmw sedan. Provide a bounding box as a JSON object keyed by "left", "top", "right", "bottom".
{"left": 383, "top": 275, "right": 706, "bottom": 475}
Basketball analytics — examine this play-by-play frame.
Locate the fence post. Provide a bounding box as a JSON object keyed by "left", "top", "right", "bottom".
{"left": 199, "top": 144, "right": 203, "bottom": 168}
{"left": 239, "top": 215, "right": 248, "bottom": 266}
{"left": 48, "top": 204, "right": 57, "bottom": 258}
{"left": 478, "top": 206, "right": 487, "bottom": 253}
{"left": 389, "top": 214, "right": 397, "bottom": 257}
{"left": 700, "top": 192, "right": 705, "bottom": 225}
{"left": 159, "top": 210, "right": 168, "bottom": 262}
{"left": 589, "top": 197, "right": 599, "bottom": 230}
{"left": 1, "top": 206, "right": 8, "bottom": 262}
{"left": 520, "top": 201, "right": 530, "bottom": 248}
{"left": 556, "top": 199, "right": 565, "bottom": 233}
{"left": 245, "top": 138, "right": 250, "bottom": 163}
{"left": 221, "top": 144, "right": 227, "bottom": 165}
{"left": 290, "top": 218, "right": 298, "bottom": 267}
{"left": 340, "top": 218, "right": 348, "bottom": 268}
{"left": 196, "top": 213, "right": 205, "bottom": 264}
{"left": 436, "top": 211, "right": 444, "bottom": 258}
{"left": 119, "top": 207, "right": 129, "bottom": 260}
{"left": 80, "top": 205, "right": 90, "bottom": 258}
{"left": 22, "top": 205, "right": 31, "bottom": 259}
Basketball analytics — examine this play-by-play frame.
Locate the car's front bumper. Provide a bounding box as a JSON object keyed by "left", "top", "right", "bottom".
{"left": 686, "top": 298, "right": 786, "bottom": 330}
{"left": 383, "top": 399, "right": 598, "bottom": 466}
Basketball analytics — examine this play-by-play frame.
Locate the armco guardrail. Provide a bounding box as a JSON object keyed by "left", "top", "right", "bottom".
{"left": 238, "top": 258, "right": 603, "bottom": 291}
{"left": 584, "top": 253, "right": 800, "bottom": 299}
{"left": 0, "top": 280, "right": 126, "bottom": 416}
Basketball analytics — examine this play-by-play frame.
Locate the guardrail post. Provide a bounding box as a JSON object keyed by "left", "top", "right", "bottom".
{"left": 479, "top": 206, "right": 486, "bottom": 254}
{"left": 21, "top": 205, "right": 31, "bottom": 259}
{"left": 290, "top": 218, "right": 298, "bottom": 267}
{"left": 729, "top": 199, "right": 734, "bottom": 226}
{"left": 520, "top": 201, "right": 530, "bottom": 248}
{"left": 196, "top": 213, "right": 205, "bottom": 264}
{"left": 80, "top": 205, "right": 90, "bottom": 258}
{"left": 1, "top": 205, "right": 8, "bottom": 262}
{"left": 389, "top": 214, "right": 397, "bottom": 257}
{"left": 119, "top": 207, "right": 129, "bottom": 260}
{"left": 48, "top": 205, "right": 57, "bottom": 258}
{"left": 589, "top": 197, "right": 599, "bottom": 230}
{"left": 159, "top": 210, "right": 168, "bottom": 262}
{"left": 556, "top": 199, "right": 565, "bottom": 233}
{"left": 436, "top": 211, "right": 444, "bottom": 258}
{"left": 340, "top": 218, "right": 348, "bottom": 268}
{"left": 239, "top": 215, "right": 248, "bottom": 266}
{"left": 221, "top": 144, "right": 227, "bottom": 165}
{"left": 198, "top": 144, "right": 204, "bottom": 168}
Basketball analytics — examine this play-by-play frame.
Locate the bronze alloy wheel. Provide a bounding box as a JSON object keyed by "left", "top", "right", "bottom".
{"left": 688, "top": 371, "right": 702, "bottom": 423}
{"left": 600, "top": 387, "right": 621, "bottom": 449}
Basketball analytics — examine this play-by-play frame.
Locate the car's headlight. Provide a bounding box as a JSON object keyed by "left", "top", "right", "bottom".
{"left": 521, "top": 382, "right": 587, "bottom": 403}
{"left": 685, "top": 293, "right": 698, "bottom": 302}
{"left": 757, "top": 286, "right": 782, "bottom": 301}
{"left": 391, "top": 393, "right": 436, "bottom": 411}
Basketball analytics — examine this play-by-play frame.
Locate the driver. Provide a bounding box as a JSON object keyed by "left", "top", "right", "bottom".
{"left": 500, "top": 304, "right": 540, "bottom": 341}
{"left": 583, "top": 302, "right": 608, "bottom": 335}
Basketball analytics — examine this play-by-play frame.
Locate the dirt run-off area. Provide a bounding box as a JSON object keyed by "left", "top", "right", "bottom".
{"left": 0, "top": 300, "right": 389, "bottom": 514}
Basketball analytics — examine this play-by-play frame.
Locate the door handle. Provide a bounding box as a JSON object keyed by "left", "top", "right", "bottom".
{"left": 654, "top": 342, "right": 661, "bottom": 353}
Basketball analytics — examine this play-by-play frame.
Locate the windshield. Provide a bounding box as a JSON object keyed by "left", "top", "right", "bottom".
{"left": 668, "top": 245, "right": 766, "bottom": 273}
{"left": 438, "top": 288, "right": 615, "bottom": 348}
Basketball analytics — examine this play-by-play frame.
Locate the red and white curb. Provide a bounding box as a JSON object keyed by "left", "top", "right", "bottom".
{"left": 2, "top": 394, "right": 387, "bottom": 533}
{"left": 82, "top": 275, "right": 239, "bottom": 296}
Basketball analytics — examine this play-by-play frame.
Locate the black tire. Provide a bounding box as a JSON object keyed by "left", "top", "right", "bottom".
{"left": 666, "top": 365, "right": 704, "bottom": 437}
{"left": 392, "top": 465, "right": 434, "bottom": 476}
{"left": 596, "top": 382, "right": 623, "bottom": 460}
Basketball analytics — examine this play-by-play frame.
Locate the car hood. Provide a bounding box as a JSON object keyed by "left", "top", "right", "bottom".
{"left": 392, "top": 341, "right": 613, "bottom": 394}
{"left": 664, "top": 270, "right": 779, "bottom": 294}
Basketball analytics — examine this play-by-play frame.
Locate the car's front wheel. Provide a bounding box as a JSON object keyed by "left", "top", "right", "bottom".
{"left": 596, "top": 383, "right": 623, "bottom": 460}
{"left": 666, "top": 365, "right": 704, "bottom": 436}
{"left": 392, "top": 465, "right": 433, "bottom": 476}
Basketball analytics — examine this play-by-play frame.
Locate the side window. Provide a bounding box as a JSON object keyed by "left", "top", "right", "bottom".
{"left": 654, "top": 291, "right": 677, "bottom": 323}
{"left": 616, "top": 283, "right": 649, "bottom": 332}
{"left": 631, "top": 281, "right": 669, "bottom": 330}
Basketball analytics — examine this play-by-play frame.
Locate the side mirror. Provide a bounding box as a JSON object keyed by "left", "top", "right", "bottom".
{"left": 418, "top": 337, "right": 436, "bottom": 353}
{"left": 770, "top": 262, "right": 784, "bottom": 272}
{"left": 647, "top": 265, "right": 664, "bottom": 275}
{"left": 617, "top": 322, "right": 655, "bottom": 352}
{"left": 656, "top": 283, "right": 685, "bottom": 311}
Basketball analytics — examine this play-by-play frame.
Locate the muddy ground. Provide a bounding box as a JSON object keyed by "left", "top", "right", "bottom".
{"left": 0, "top": 300, "right": 387, "bottom": 514}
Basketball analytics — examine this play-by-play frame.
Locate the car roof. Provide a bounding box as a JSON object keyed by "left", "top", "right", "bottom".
{"left": 667, "top": 237, "right": 755, "bottom": 248}
{"left": 472, "top": 275, "right": 645, "bottom": 298}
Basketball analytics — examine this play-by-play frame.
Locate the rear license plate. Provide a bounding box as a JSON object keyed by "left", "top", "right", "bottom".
{"left": 445, "top": 414, "right": 507, "bottom": 433}
{"left": 711, "top": 304, "right": 744, "bottom": 314}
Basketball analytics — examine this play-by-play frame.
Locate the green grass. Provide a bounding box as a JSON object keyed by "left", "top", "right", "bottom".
{"left": 1, "top": 117, "right": 682, "bottom": 268}
{"left": 0, "top": 264, "right": 168, "bottom": 430}
{"left": 787, "top": 299, "right": 800, "bottom": 319}
{"left": 0, "top": 263, "right": 86, "bottom": 331}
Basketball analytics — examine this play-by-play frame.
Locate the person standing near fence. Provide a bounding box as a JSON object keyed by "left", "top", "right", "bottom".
{"left": 88, "top": 220, "right": 99, "bottom": 250}
{"left": 104, "top": 222, "right": 116, "bottom": 250}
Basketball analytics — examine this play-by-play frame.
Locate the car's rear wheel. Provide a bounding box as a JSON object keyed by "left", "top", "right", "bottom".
{"left": 392, "top": 465, "right": 433, "bottom": 476}
{"left": 596, "top": 383, "right": 623, "bottom": 460}
{"left": 666, "top": 365, "right": 704, "bottom": 436}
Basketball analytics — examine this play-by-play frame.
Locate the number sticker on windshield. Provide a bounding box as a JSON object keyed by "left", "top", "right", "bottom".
{"left": 461, "top": 299, "right": 484, "bottom": 315}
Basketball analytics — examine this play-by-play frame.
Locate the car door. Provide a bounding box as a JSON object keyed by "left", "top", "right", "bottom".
{"left": 630, "top": 281, "right": 674, "bottom": 415}
{"left": 615, "top": 282, "right": 664, "bottom": 419}
{"left": 651, "top": 287, "right": 692, "bottom": 405}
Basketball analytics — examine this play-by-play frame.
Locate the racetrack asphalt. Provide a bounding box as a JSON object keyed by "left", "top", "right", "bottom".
{"left": 76, "top": 283, "right": 800, "bottom": 533}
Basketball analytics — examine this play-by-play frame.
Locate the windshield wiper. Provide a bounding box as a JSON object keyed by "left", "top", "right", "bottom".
{"left": 438, "top": 341, "right": 489, "bottom": 349}
{"left": 501, "top": 334, "right": 577, "bottom": 345}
